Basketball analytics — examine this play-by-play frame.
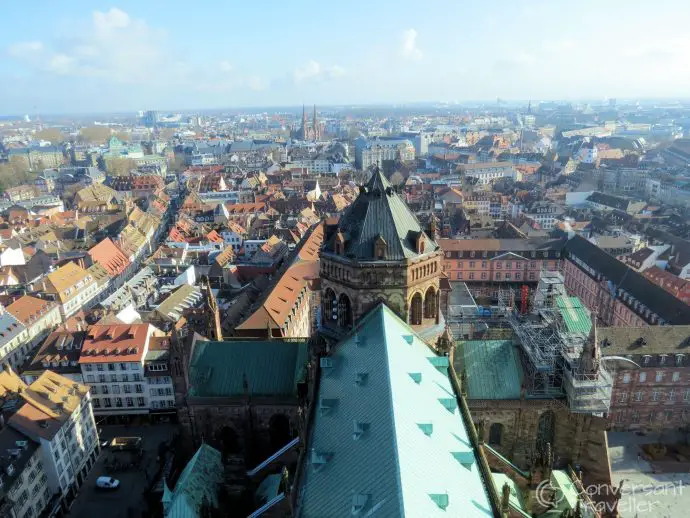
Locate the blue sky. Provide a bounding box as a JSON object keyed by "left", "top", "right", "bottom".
{"left": 2, "top": 1, "right": 690, "bottom": 114}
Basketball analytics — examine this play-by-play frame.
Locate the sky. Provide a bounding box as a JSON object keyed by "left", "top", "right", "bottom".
{"left": 2, "top": 1, "right": 690, "bottom": 114}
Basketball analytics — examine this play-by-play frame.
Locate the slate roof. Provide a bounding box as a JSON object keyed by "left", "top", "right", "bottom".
{"left": 162, "top": 444, "right": 224, "bottom": 518}
{"left": 325, "top": 168, "right": 439, "bottom": 261}
{"left": 455, "top": 340, "right": 523, "bottom": 400}
{"left": 0, "top": 310, "right": 25, "bottom": 347}
{"left": 297, "top": 304, "right": 492, "bottom": 517}
{"left": 565, "top": 235, "right": 690, "bottom": 324}
{"left": 188, "top": 339, "right": 308, "bottom": 398}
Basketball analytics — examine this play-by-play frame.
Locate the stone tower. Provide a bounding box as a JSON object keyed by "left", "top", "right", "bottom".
{"left": 320, "top": 167, "right": 444, "bottom": 341}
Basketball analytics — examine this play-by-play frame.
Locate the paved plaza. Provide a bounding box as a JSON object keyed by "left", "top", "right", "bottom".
{"left": 608, "top": 431, "right": 690, "bottom": 518}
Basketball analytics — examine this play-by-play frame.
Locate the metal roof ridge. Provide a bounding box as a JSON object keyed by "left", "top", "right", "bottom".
{"left": 377, "top": 305, "right": 406, "bottom": 518}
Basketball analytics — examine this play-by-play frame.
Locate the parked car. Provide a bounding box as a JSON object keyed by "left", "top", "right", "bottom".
{"left": 96, "top": 476, "right": 120, "bottom": 490}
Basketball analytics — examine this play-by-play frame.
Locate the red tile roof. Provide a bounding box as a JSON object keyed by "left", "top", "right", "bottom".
{"left": 5, "top": 296, "right": 57, "bottom": 326}
{"left": 80, "top": 323, "right": 154, "bottom": 363}
{"left": 88, "top": 238, "right": 130, "bottom": 277}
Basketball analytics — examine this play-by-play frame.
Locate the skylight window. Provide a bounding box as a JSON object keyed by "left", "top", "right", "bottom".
{"left": 351, "top": 493, "right": 370, "bottom": 515}
{"left": 429, "top": 493, "right": 449, "bottom": 510}
{"left": 352, "top": 421, "right": 370, "bottom": 440}
{"left": 355, "top": 372, "right": 368, "bottom": 386}
{"left": 417, "top": 423, "right": 433, "bottom": 437}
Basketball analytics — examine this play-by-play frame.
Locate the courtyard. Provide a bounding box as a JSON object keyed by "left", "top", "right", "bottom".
{"left": 67, "top": 422, "right": 180, "bottom": 518}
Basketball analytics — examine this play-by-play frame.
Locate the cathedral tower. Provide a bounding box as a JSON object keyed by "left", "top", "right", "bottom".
{"left": 320, "top": 167, "right": 444, "bottom": 341}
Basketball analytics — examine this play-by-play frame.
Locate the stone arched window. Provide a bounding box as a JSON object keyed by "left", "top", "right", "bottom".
{"left": 323, "top": 288, "right": 336, "bottom": 322}
{"left": 424, "top": 287, "right": 437, "bottom": 319}
{"left": 338, "top": 293, "right": 353, "bottom": 328}
{"left": 409, "top": 292, "right": 423, "bottom": 325}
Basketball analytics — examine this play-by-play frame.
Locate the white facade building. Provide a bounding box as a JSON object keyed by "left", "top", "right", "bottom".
{"left": 7, "top": 371, "right": 99, "bottom": 512}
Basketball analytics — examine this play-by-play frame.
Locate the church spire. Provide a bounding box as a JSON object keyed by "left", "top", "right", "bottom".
{"left": 312, "top": 104, "right": 318, "bottom": 141}
{"left": 581, "top": 317, "right": 601, "bottom": 375}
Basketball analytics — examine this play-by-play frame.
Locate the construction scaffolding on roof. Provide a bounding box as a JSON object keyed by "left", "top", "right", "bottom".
{"left": 500, "top": 271, "right": 613, "bottom": 414}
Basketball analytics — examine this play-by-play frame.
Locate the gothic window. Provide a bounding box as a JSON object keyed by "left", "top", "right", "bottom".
{"left": 410, "top": 293, "right": 423, "bottom": 325}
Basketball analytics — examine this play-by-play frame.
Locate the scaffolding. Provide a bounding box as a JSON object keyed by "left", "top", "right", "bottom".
{"left": 501, "top": 272, "right": 613, "bottom": 414}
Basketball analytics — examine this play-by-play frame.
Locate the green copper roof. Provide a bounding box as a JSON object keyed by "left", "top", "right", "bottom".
{"left": 326, "top": 168, "right": 438, "bottom": 260}
{"left": 556, "top": 296, "right": 592, "bottom": 336}
{"left": 492, "top": 473, "right": 525, "bottom": 512}
{"left": 188, "top": 339, "right": 308, "bottom": 397}
{"left": 297, "top": 304, "right": 492, "bottom": 517}
{"left": 456, "top": 340, "right": 523, "bottom": 400}
{"left": 163, "top": 444, "right": 224, "bottom": 518}
{"left": 551, "top": 470, "right": 580, "bottom": 511}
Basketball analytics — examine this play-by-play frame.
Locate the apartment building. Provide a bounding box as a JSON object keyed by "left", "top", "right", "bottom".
{"left": 145, "top": 336, "right": 176, "bottom": 414}
{"left": 42, "top": 262, "right": 100, "bottom": 319}
{"left": 6, "top": 296, "right": 62, "bottom": 350}
{"left": 0, "top": 426, "right": 50, "bottom": 518}
{"left": 354, "top": 137, "right": 415, "bottom": 170}
{"left": 22, "top": 326, "right": 86, "bottom": 384}
{"left": 7, "top": 371, "right": 99, "bottom": 511}
{"left": 439, "top": 238, "right": 565, "bottom": 289}
{"left": 0, "top": 308, "right": 30, "bottom": 372}
{"left": 603, "top": 326, "right": 690, "bottom": 432}
{"left": 563, "top": 235, "right": 690, "bottom": 326}
{"left": 79, "top": 324, "right": 169, "bottom": 417}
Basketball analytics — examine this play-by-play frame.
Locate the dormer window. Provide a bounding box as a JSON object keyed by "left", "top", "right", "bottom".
{"left": 334, "top": 232, "right": 345, "bottom": 255}
{"left": 374, "top": 235, "right": 387, "bottom": 260}
{"left": 413, "top": 232, "right": 424, "bottom": 254}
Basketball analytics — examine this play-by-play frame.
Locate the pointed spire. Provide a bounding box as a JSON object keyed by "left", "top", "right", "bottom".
{"left": 581, "top": 315, "right": 601, "bottom": 374}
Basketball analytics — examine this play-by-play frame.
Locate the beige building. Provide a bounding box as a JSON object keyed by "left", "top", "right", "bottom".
{"left": 6, "top": 295, "right": 63, "bottom": 348}
{"left": 42, "top": 262, "right": 100, "bottom": 318}
{"left": 8, "top": 370, "right": 100, "bottom": 510}
{"left": 73, "top": 183, "right": 120, "bottom": 213}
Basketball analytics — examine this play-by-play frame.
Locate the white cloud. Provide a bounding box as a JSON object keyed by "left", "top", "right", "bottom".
{"left": 47, "top": 54, "right": 76, "bottom": 75}
{"left": 7, "top": 41, "right": 44, "bottom": 58}
{"left": 5, "top": 8, "right": 166, "bottom": 84}
{"left": 219, "top": 61, "right": 234, "bottom": 73}
{"left": 401, "top": 29, "right": 423, "bottom": 60}
{"left": 294, "top": 60, "right": 322, "bottom": 83}
{"left": 293, "top": 60, "right": 346, "bottom": 83}
{"left": 93, "top": 7, "right": 131, "bottom": 30}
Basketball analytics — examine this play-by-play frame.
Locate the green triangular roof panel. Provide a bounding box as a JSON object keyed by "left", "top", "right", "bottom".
{"left": 325, "top": 167, "right": 439, "bottom": 260}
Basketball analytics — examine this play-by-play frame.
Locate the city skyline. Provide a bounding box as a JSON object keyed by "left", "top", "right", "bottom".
{"left": 3, "top": 0, "right": 690, "bottom": 114}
